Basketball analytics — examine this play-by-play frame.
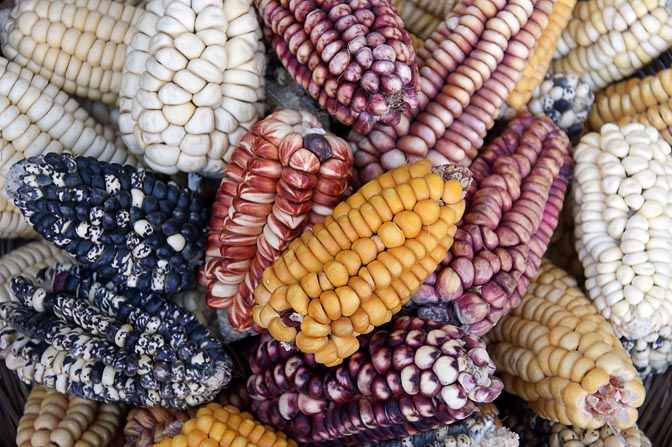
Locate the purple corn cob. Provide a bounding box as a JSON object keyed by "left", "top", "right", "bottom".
{"left": 413, "top": 113, "right": 572, "bottom": 336}
{"left": 255, "top": 0, "right": 420, "bottom": 134}
{"left": 248, "top": 315, "right": 503, "bottom": 446}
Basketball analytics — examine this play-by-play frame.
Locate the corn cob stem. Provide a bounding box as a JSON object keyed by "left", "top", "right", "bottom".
{"left": 485, "top": 259, "right": 645, "bottom": 430}
{"left": 249, "top": 316, "right": 503, "bottom": 446}
{"left": 0, "top": 0, "right": 144, "bottom": 104}
{"left": 413, "top": 113, "right": 572, "bottom": 336}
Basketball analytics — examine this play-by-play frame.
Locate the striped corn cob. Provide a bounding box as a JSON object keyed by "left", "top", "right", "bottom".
{"left": 0, "top": 0, "right": 144, "bottom": 104}
{"left": 0, "top": 57, "right": 138, "bottom": 239}
{"left": 350, "top": 0, "right": 554, "bottom": 182}
{"left": 588, "top": 68, "right": 672, "bottom": 143}
{"left": 572, "top": 123, "right": 672, "bottom": 376}
{"left": 0, "top": 264, "right": 232, "bottom": 408}
{"left": 388, "top": 0, "right": 456, "bottom": 40}
{"left": 551, "top": 0, "right": 672, "bottom": 91}
{"left": 200, "top": 109, "right": 354, "bottom": 333}
{"left": 412, "top": 113, "right": 572, "bottom": 336}
{"left": 485, "top": 259, "right": 646, "bottom": 430}
{"left": 249, "top": 315, "right": 503, "bottom": 446}
{"left": 153, "top": 402, "right": 298, "bottom": 447}
{"left": 255, "top": 0, "right": 420, "bottom": 135}
{"left": 252, "top": 160, "right": 470, "bottom": 366}
{"left": 16, "top": 385, "right": 124, "bottom": 447}
{"left": 364, "top": 405, "right": 519, "bottom": 447}
{"left": 506, "top": 0, "right": 577, "bottom": 111}
{"left": 118, "top": 0, "right": 266, "bottom": 177}
{"left": 5, "top": 153, "right": 209, "bottom": 294}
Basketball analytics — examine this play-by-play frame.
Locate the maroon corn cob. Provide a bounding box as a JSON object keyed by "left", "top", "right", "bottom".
{"left": 200, "top": 109, "right": 354, "bottom": 332}
{"left": 248, "top": 315, "right": 503, "bottom": 446}
{"left": 351, "top": 0, "right": 555, "bottom": 182}
{"left": 256, "top": 0, "right": 420, "bottom": 134}
{"left": 412, "top": 113, "right": 572, "bottom": 336}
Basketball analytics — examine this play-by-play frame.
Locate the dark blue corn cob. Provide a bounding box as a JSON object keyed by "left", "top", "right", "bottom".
{"left": 4, "top": 153, "right": 209, "bottom": 294}
{"left": 0, "top": 265, "right": 232, "bottom": 408}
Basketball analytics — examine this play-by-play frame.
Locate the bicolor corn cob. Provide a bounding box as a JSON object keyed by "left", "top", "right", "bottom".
{"left": 249, "top": 316, "right": 503, "bottom": 446}
{"left": 0, "top": 264, "right": 232, "bottom": 408}
{"left": 412, "top": 113, "right": 572, "bottom": 336}
{"left": 0, "top": 57, "right": 138, "bottom": 239}
{"left": 5, "top": 153, "right": 209, "bottom": 294}
{"left": 16, "top": 385, "right": 123, "bottom": 447}
{"left": 255, "top": 0, "right": 420, "bottom": 135}
{"left": 388, "top": 0, "right": 456, "bottom": 40}
{"left": 588, "top": 68, "right": 672, "bottom": 143}
{"left": 350, "top": 0, "right": 554, "bottom": 182}
{"left": 0, "top": 0, "right": 144, "bottom": 104}
{"left": 551, "top": 0, "right": 672, "bottom": 91}
{"left": 364, "top": 405, "right": 519, "bottom": 447}
{"left": 572, "top": 123, "right": 672, "bottom": 375}
{"left": 118, "top": 0, "right": 266, "bottom": 177}
{"left": 252, "top": 160, "right": 470, "bottom": 366}
{"left": 200, "top": 109, "right": 354, "bottom": 333}
{"left": 506, "top": 0, "right": 577, "bottom": 111}
{"left": 152, "top": 402, "right": 298, "bottom": 447}
{"left": 526, "top": 71, "right": 595, "bottom": 138}
{"left": 485, "top": 259, "right": 646, "bottom": 430}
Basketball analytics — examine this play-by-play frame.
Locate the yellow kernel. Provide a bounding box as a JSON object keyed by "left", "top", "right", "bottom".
{"left": 295, "top": 332, "right": 328, "bottom": 353}
{"left": 378, "top": 221, "right": 406, "bottom": 248}
{"left": 348, "top": 307, "right": 371, "bottom": 333}
{"left": 226, "top": 414, "right": 243, "bottom": 430}
{"left": 247, "top": 424, "right": 267, "bottom": 444}
{"left": 346, "top": 192, "right": 367, "bottom": 209}
{"left": 393, "top": 210, "right": 423, "bottom": 238}
{"left": 335, "top": 286, "right": 360, "bottom": 316}
{"left": 347, "top": 276, "right": 373, "bottom": 301}
{"left": 409, "top": 177, "right": 430, "bottom": 200}
{"left": 360, "top": 203, "right": 383, "bottom": 233}
{"left": 186, "top": 429, "right": 207, "bottom": 447}
{"left": 160, "top": 437, "right": 174, "bottom": 447}
{"left": 196, "top": 415, "right": 215, "bottom": 435}
{"left": 334, "top": 215, "right": 360, "bottom": 242}
{"left": 332, "top": 334, "right": 360, "bottom": 359}
{"left": 408, "top": 159, "right": 432, "bottom": 177}
{"left": 182, "top": 419, "right": 197, "bottom": 434}
{"left": 269, "top": 286, "right": 290, "bottom": 311}
{"left": 230, "top": 434, "right": 248, "bottom": 447}
{"left": 391, "top": 165, "right": 412, "bottom": 184}
{"left": 351, "top": 238, "right": 379, "bottom": 264}
{"left": 375, "top": 287, "right": 401, "bottom": 310}
{"left": 359, "top": 178, "right": 383, "bottom": 199}
{"left": 199, "top": 439, "right": 219, "bottom": 447}
{"left": 360, "top": 296, "right": 389, "bottom": 326}
{"left": 332, "top": 201, "right": 352, "bottom": 218}
{"left": 381, "top": 188, "right": 405, "bottom": 214}
{"left": 208, "top": 421, "right": 227, "bottom": 442}
{"left": 331, "top": 317, "right": 354, "bottom": 337}
{"left": 347, "top": 208, "right": 374, "bottom": 238}
{"left": 220, "top": 429, "right": 239, "bottom": 447}
{"left": 325, "top": 220, "right": 352, "bottom": 250}
{"left": 396, "top": 183, "right": 418, "bottom": 210}
{"left": 272, "top": 258, "right": 297, "bottom": 287}
{"left": 324, "top": 260, "right": 350, "bottom": 287}
{"left": 413, "top": 199, "right": 441, "bottom": 225}
{"left": 377, "top": 251, "right": 403, "bottom": 277}
{"left": 257, "top": 303, "right": 280, "bottom": 328}
{"left": 388, "top": 245, "right": 417, "bottom": 269}
{"left": 320, "top": 290, "right": 342, "bottom": 320}
{"left": 283, "top": 250, "right": 309, "bottom": 281}
{"left": 425, "top": 173, "right": 445, "bottom": 200}
{"left": 367, "top": 259, "right": 392, "bottom": 289}
{"left": 442, "top": 179, "right": 464, "bottom": 204}
{"left": 369, "top": 194, "right": 393, "bottom": 222}
{"left": 308, "top": 298, "right": 331, "bottom": 324}
{"left": 313, "top": 228, "right": 341, "bottom": 256}
{"left": 295, "top": 244, "right": 322, "bottom": 273}
{"left": 301, "top": 315, "right": 331, "bottom": 337}
{"left": 314, "top": 340, "right": 340, "bottom": 366}
{"left": 268, "top": 317, "right": 297, "bottom": 343}
{"left": 300, "top": 273, "right": 322, "bottom": 298}
{"left": 304, "top": 233, "right": 333, "bottom": 263}
{"left": 254, "top": 284, "right": 272, "bottom": 307}
{"left": 335, "top": 250, "right": 362, "bottom": 276}
{"left": 287, "top": 284, "right": 310, "bottom": 315}
{"left": 169, "top": 434, "right": 187, "bottom": 447}
{"left": 317, "top": 271, "right": 334, "bottom": 291}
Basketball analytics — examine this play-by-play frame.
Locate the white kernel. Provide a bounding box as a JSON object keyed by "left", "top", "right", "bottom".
{"left": 624, "top": 285, "right": 645, "bottom": 305}
{"left": 622, "top": 252, "right": 648, "bottom": 265}
{"left": 599, "top": 246, "right": 623, "bottom": 263}
{"left": 620, "top": 240, "right": 645, "bottom": 254}
{"left": 607, "top": 217, "right": 627, "bottom": 239}
{"left": 622, "top": 155, "right": 648, "bottom": 175}
{"left": 616, "top": 265, "right": 635, "bottom": 285}
{"left": 632, "top": 262, "right": 655, "bottom": 276}
{"left": 624, "top": 194, "right": 644, "bottom": 210}
{"left": 604, "top": 289, "right": 625, "bottom": 306}
{"left": 639, "top": 201, "right": 664, "bottom": 219}
{"left": 632, "top": 275, "right": 654, "bottom": 293}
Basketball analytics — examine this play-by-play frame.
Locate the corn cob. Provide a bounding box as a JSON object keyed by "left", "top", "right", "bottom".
{"left": 0, "top": 0, "right": 144, "bottom": 104}
{"left": 551, "top": 0, "right": 672, "bottom": 91}
{"left": 526, "top": 71, "right": 595, "bottom": 138}
{"left": 588, "top": 68, "right": 672, "bottom": 143}
{"left": 6, "top": 153, "right": 209, "bottom": 294}
{"left": 485, "top": 259, "right": 645, "bottom": 430}
{"left": 169, "top": 285, "right": 218, "bottom": 338}
{"left": 16, "top": 384, "right": 124, "bottom": 447}
{"left": 256, "top": 0, "right": 420, "bottom": 135}
{"left": 506, "top": 0, "right": 577, "bottom": 111}
{"left": 412, "top": 113, "right": 572, "bottom": 336}
{"left": 249, "top": 316, "right": 503, "bottom": 446}
{"left": 388, "top": 0, "right": 456, "bottom": 40}
{"left": 118, "top": 0, "right": 266, "bottom": 177}
{"left": 252, "top": 160, "right": 470, "bottom": 366}
{"left": 572, "top": 123, "right": 672, "bottom": 375}
{"left": 350, "top": 0, "right": 554, "bottom": 182}
{"left": 0, "top": 264, "right": 232, "bottom": 408}
{"left": 200, "top": 109, "right": 354, "bottom": 333}
{"left": 152, "top": 402, "right": 298, "bottom": 447}
{"left": 364, "top": 405, "right": 519, "bottom": 447}
{"left": 634, "top": 48, "right": 672, "bottom": 77}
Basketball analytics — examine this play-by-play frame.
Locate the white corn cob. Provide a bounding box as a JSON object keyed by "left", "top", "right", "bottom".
{"left": 572, "top": 122, "right": 672, "bottom": 375}
{"left": 0, "top": 58, "right": 139, "bottom": 238}
{"left": 0, "top": 0, "right": 144, "bottom": 104}
{"left": 118, "top": 0, "right": 266, "bottom": 177}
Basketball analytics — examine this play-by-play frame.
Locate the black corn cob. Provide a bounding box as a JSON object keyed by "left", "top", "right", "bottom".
{"left": 4, "top": 153, "right": 209, "bottom": 294}
{"left": 248, "top": 316, "right": 503, "bottom": 446}
{"left": 0, "top": 265, "right": 232, "bottom": 408}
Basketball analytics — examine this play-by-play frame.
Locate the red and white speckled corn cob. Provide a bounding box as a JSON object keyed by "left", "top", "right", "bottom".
{"left": 351, "top": 0, "right": 554, "bottom": 182}
{"left": 412, "top": 113, "right": 572, "bottom": 336}
{"left": 200, "top": 109, "right": 353, "bottom": 332}
{"left": 255, "top": 0, "right": 420, "bottom": 134}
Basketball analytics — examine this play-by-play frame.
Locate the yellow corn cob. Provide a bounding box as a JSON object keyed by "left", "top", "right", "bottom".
{"left": 16, "top": 385, "right": 123, "bottom": 447}
{"left": 507, "top": 0, "right": 577, "bottom": 110}
{"left": 154, "top": 403, "right": 297, "bottom": 447}
{"left": 253, "top": 160, "right": 469, "bottom": 366}
{"left": 589, "top": 68, "right": 672, "bottom": 142}
{"left": 0, "top": 0, "right": 144, "bottom": 104}
{"left": 388, "top": 0, "right": 456, "bottom": 40}
{"left": 485, "top": 259, "right": 645, "bottom": 430}
{"left": 551, "top": 0, "right": 672, "bottom": 91}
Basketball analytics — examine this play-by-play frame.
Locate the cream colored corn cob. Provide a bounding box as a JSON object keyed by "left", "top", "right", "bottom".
{"left": 552, "top": 0, "right": 672, "bottom": 91}
{"left": 485, "top": 259, "right": 645, "bottom": 430}
{"left": 0, "top": 0, "right": 144, "bottom": 104}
